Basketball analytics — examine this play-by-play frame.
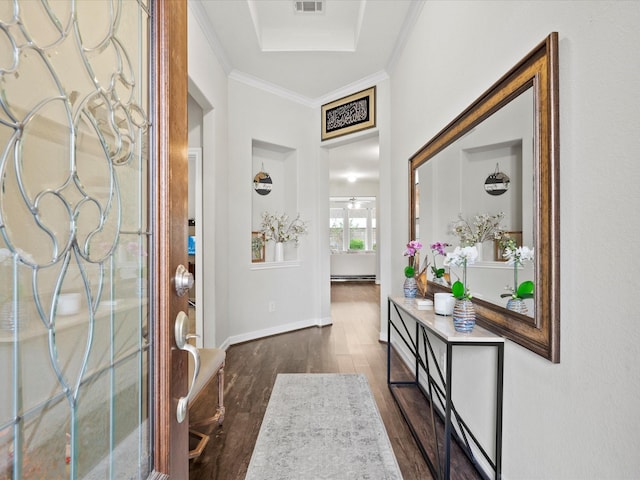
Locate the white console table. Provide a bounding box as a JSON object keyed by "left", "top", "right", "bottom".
{"left": 387, "top": 296, "right": 504, "bottom": 479}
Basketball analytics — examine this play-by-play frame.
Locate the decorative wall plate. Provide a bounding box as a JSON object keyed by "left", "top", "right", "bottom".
{"left": 484, "top": 164, "right": 510, "bottom": 196}
{"left": 253, "top": 171, "right": 272, "bottom": 195}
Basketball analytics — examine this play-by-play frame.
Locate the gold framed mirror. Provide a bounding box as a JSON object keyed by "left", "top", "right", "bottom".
{"left": 409, "top": 33, "right": 560, "bottom": 362}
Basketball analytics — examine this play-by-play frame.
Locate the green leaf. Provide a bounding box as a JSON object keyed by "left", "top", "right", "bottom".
{"left": 404, "top": 266, "right": 415, "bottom": 278}
{"left": 451, "top": 280, "right": 465, "bottom": 299}
{"left": 516, "top": 280, "right": 534, "bottom": 298}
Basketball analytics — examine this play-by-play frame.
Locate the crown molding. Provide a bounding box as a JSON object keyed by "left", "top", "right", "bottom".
{"left": 228, "top": 70, "right": 316, "bottom": 107}
{"left": 386, "top": 0, "right": 425, "bottom": 74}
{"left": 313, "top": 70, "right": 389, "bottom": 108}
{"left": 230, "top": 69, "right": 390, "bottom": 110}
{"left": 188, "top": 0, "right": 233, "bottom": 74}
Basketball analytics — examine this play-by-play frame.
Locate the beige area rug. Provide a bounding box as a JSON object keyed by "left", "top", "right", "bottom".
{"left": 245, "top": 373, "right": 403, "bottom": 480}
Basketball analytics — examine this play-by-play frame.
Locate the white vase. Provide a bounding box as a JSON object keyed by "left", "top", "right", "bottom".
{"left": 475, "top": 242, "right": 483, "bottom": 261}
{"left": 275, "top": 242, "right": 284, "bottom": 262}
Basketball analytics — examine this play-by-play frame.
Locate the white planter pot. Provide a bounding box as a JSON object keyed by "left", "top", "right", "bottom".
{"left": 275, "top": 242, "right": 284, "bottom": 262}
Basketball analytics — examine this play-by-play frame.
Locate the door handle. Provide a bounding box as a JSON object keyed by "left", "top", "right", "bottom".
{"left": 174, "top": 264, "right": 194, "bottom": 297}
{"left": 175, "top": 311, "right": 199, "bottom": 423}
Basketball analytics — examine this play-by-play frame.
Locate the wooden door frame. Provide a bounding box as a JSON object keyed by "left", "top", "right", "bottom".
{"left": 152, "top": 0, "right": 189, "bottom": 477}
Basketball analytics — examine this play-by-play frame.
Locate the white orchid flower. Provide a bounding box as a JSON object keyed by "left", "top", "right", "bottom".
{"left": 444, "top": 245, "right": 478, "bottom": 267}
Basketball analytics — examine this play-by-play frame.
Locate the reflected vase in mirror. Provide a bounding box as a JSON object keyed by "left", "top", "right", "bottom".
{"left": 432, "top": 275, "right": 449, "bottom": 287}
{"left": 506, "top": 297, "right": 528, "bottom": 315}
{"left": 404, "top": 277, "right": 418, "bottom": 298}
{"left": 453, "top": 299, "right": 476, "bottom": 333}
{"left": 475, "top": 242, "right": 483, "bottom": 262}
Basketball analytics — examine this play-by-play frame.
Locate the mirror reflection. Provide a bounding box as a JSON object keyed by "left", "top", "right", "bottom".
{"left": 409, "top": 33, "right": 559, "bottom": 362}
{"left": 414, "top": 88, "right": 535, "bottom": 315}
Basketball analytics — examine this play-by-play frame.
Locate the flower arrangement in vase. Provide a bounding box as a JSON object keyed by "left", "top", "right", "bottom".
{"left": 451, "top": 212, "right": 504, "bottom": 260}
{"left": 500, "top": 238, "right": 534, "bottom": 314}
{"left": 429, "top": 242, "right": 450, "bottom": 285}
{"left": 260, "top": 211, "right": 308, "bottom": 261}
{"left": 260, "top": 211, "right": 308, "bottom": 244}
{"left": 444, "top": 245, "right": 478, "bottom": 332}
{"left": 402, "top": 240, "right": 422, "bottom": 298}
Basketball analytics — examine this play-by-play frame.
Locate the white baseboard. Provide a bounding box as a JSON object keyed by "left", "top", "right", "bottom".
{"left": 226, "top": 317, "right": 332, "bottom": 346}
{"left": 218, "top": 337, "right": 231, "bottom": 352}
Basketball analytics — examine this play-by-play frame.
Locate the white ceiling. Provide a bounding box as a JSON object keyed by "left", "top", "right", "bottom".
{"left": 326, "top": 134, "right": 380, "bottom": 184}
{"left": 190, "top": 0, "right": 423, "bottom": 183}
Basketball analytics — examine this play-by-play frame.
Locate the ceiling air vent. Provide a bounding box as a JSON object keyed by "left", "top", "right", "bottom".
{"left": 294, "top": 1, "right": 324, "bottom": 14}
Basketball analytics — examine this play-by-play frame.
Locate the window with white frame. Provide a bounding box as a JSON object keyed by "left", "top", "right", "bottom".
{"left": 329, "top": 197, "right": 376, "bottom": 252}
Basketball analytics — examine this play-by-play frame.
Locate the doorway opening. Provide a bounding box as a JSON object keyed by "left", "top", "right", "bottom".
{"left": 327, "top": 134, "right": 380, "bottom": 287}
{"left": 330, "top": 196, "right": 377, "bottom": 282}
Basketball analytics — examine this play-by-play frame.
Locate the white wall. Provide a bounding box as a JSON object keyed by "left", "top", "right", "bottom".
{"left": 187, "top": 5, "right": 230, "bottom": 348}
{"left": 226, "top": 79, "right": 327, "bottom": 341}
{"left": 219, "top": 76, "right": 391, "bottom": 343}
{"left": 329, "top": 178, "right": 379, "bottom": 198}
{"left": 391, "top": 1, "right": 640, "bottom": 477}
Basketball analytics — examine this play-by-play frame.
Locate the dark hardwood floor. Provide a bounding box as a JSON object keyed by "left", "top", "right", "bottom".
{"left": 188, "top": 282, "right": 433, "bottom": 479}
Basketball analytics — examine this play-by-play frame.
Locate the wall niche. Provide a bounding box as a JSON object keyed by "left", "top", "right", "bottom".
{"left": 251, "top": 139, "right": 299, "bottom": 263}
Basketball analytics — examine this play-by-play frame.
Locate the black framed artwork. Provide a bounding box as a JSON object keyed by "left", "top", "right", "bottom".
{"left": 321, "top": 86, "right": 376, "bottom": 141}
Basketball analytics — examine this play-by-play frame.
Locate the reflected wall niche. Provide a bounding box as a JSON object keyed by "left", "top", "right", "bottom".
{"left": 251, "top": 139, "right": 299, "bottom": 263}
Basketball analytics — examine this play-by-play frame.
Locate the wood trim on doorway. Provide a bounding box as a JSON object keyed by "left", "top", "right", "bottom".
{"left": 153, "top": 0, "right": 189, "bottom": 477}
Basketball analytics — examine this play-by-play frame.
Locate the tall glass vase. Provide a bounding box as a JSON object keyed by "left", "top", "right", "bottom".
{"left": 452, "top": 298, "right": 476, "bottom": 332}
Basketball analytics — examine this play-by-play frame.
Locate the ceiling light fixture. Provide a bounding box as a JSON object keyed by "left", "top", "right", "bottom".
{"left": 347, "top": 174, "right": 357, "bottom": 183}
